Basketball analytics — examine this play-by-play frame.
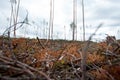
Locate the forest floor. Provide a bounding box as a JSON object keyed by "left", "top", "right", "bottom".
{"left": 0, "top": 36, "right": 120, "bottom": 80}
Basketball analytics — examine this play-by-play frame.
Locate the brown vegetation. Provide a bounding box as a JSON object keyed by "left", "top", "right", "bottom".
{"left": 0, "top": 36, "right": 120, "bottom": 80}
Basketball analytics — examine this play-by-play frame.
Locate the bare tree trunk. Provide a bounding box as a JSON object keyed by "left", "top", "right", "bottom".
{"left": 10, "top": 0, "right": 20, "bottom": 37}
{"left": 73, "top": 0, "right": 77, "bottom": 40}
{"left": 81, "top": 0, "right": 86, "bottom": 79}
{"left": 73, "top": 26, "right": 75, "bottom": 41}
{"left": 73, "top": 0, "right": 77, "bottom": 41}
{"left": 64, "top": 26, "right": 66, "bottom": 40}
{"left": 14, "top": 0, "right": 20, "bottom": 37}
{"left": 70, "top": 22, "right": 75, "bottom": 41}
{"left": 81, "top": 49, "right": 87, "bottom": 80}
{"left": 48, "top": 0, "right": 51, "bottom": 40}
{"left": 48, "top": 0, "right": 54, "bottom": 40}
{"left": 51, "top": 0, "right": 54, "bottom": 40}
{"left": 82, "top": 0, "right": 85, "bottom": 41}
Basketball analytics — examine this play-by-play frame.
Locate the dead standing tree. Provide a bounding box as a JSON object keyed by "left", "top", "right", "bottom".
{"left": 10, "top": 0, "right": 20, "bottom": 37}
{"left": 70, "top": 0, "right": 77, "bottom": 41}
{"left": 48, "top": 0, "right": 54, "bottom": 40}
{"left": 73, "top": 0, "right": 77, "bottom": 40}
{"left": 70, "top": 22, "right": 76, "bottom": 41}
{"left": 81, "top": 0, "right": 85, "bottom": 41}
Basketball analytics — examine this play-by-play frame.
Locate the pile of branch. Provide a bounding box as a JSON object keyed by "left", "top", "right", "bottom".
{"left": 0, "top": 53, "right": 51, "bottom": 80}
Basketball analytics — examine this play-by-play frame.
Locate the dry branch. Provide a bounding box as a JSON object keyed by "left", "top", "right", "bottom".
{"left": 0, "top": 54, "right": 51, "bottom": 80}
{"left": 37, "top": 37, "right": 45, "bottom": 49}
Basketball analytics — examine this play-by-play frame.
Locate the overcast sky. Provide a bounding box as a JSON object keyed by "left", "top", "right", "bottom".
{"left": 0, "top": 0, "right": 120, "bottom": 41}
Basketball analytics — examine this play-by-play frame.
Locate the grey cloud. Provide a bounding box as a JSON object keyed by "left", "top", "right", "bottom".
{"left": 94, "top": 6, "right": 120, "bottom": 19}
{"left": 109, "top": 0, "right": 120, "bottom": 3}
{"left": 0, "top": 0, "right": 10, "bottom": 9}
{"left": 109, "top": 23, "right": 120, "bottom": 27}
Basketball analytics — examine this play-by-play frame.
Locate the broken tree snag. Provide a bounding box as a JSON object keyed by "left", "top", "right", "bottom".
{"left": 36, "top": 37, "right": 45, "bottom": 49}
{"left": 106, "top": 36, "right": 120, "bottom": 54}
{"left": 106, "top": 36, "right": 116, "bottom": 45}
